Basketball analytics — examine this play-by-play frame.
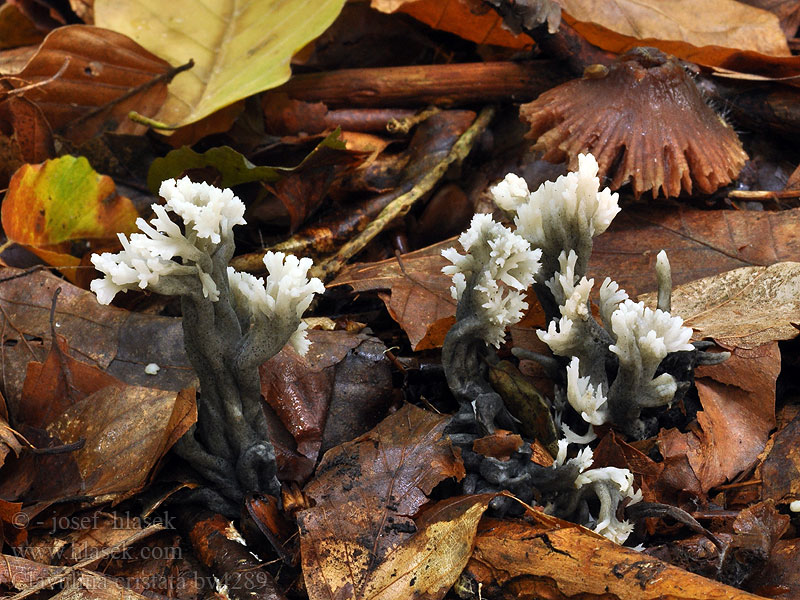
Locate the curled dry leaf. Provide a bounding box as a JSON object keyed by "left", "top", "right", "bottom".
{"left": 465, "top": 513, "right": 767, "bottom": 599}
{"left": 0, "top": 3, "right": 45, "bottom": 50}
{"left": 640, "top": 261, "right": 800, "bottom": 349}
{"left": 658, "top": 343, "right": 779, "bottom": 493}
{"left": 0, "top": 414, "right": 24, "bottom": 470}
{"left": 521, "top": 47, "right": 747, "bottom": 198}
{"left": 371, "top": 0, "right": 539, "bottom": 48}
{"left": 3, "top": 25, "right": 171, "bottom": 142}
{"left": 298, "top": 403, "right": 466, "bottom": 600}
{"left": 45, "top": 386, "right": 194, "bottom": 501}
{"left": 260, "top": 331, "right": 393, "bottom": 481}
{"left": 560, "top": 0, "right": 790, "bottom": 56}
{"left": 0, "top": 267, "right": 195, "bottom": 418}
{"left": 6, "top": 330, "right": 196, "bottom": 503}
{"left": 331, "top": 239, "right": 455, "bottom": 350}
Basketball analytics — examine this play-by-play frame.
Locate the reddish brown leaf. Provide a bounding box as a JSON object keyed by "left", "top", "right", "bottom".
{"left": 0, "top": 3, "right": 45, "bottom": 50}
{"left": 331, "top": 240, "right": 455, "bottom": 350}
{"left": 0, "top": 267, "right": 196, "bottom": 420}
{"left": 466, "top": 514, "right": 767, "bottom": 599}
{"left": 374, "top": 0, "right": 536, "bottom": 49}
{"left": 298, "top": 404, "right": 465, "bottom": 600}
{"left": 748, "top": 538, "right": 800, "bottom": 599}
{"left": 4, "top": 25, "right": 171, "bottom": 142}
{"left": 19, "top": 334, "right": 122, "bottom": 429}
{"left": 6, "top": 96, "right": 52, "bottom": 162}
{"left": 761, "top": 409, "right": 800, "bottom": 504}
{"left": 472, "top": 431, "right": 523, "bottom": 461}
{"left": 659, "top": 343, "right": 779, "bottom": 493}
{"left": 42, "top": 385, "right": 195, "bottom": 501}
{"left": 268, "top": 141, "right": 362, "bottom": 233}
{"left": 593, "top": 431, "right": 664, "bottom": 504}
{"left": 261, "top": 330, "right": 392, "bottom": 469}
{"left": 592, "top": 205, "right": 800, "bottom": 298}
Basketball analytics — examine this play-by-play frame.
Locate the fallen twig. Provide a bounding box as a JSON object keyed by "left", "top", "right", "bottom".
{"left": 311, "top": 105, "right": 495, "bottom": 281}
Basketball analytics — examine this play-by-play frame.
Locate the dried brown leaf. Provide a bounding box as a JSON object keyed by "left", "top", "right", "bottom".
{"left": 0, "top": 4, "right": 44, "bottom": 50}
{"left": 659, "top": 343, "right": 779, "bottom": 493}
{"left": 331, "top": 240, "right": 455, "bottom": 350}
{"left": 302, "top": 495, "right": 490, "bottom": 600}
{"left": 641, "top": 262, "right": 800, "bottom": 349}
{"left": 298, "top": 404, "right": 465, "bottom": 600}
{"left": 43, "top": 385, "right": 195, "bottom": 500}
{"left": 4, "top": 25, "right": 171, "bottom": 142}
{"left": 19, "top": 334, "right": 122, "bottom": 429}
{"left": 560, "top": 0, "right": 790, "bottom": 56}
{"left": 0, "top": 267, "right": 195, "bottom": 419}
{"left": 761, "top": 409, "right": 800, "bottom": 504}
{"left": 260, "top": 331, "right": 393, "bottom": 477}
{"left": 466, "top": 514, "right": 767, "bottom": 599}
{"left": 739, "top": 0, "right": 800, "bottom": 36}
{"left": 0, "top": 414, "right": 24, "bottom": 470}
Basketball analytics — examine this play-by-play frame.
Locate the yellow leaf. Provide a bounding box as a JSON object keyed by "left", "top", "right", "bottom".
{"left": 93, "top": 0, "right": 347, "bottom": 129}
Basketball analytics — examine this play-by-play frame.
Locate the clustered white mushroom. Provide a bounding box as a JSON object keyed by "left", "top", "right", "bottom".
{"left": 91, "top": 177, "right": 323, "bottom": 356}
{"left": 553, "top": 440, "right": 642, "bottom": 544}
{"left": 442, "top": 153, "right": 702, "bottom": 544}
{"left": 494, "top": 153, "right": 620, "bottom": 281}
{"left": 89, "top": 177, "right": 325, "bottom": 514}
{"left": 442, "top": 213, "right": 541, "bottom": 348}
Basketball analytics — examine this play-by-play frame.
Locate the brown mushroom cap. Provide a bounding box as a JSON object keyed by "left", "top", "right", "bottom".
{"left": 520, "top": 47, "right": 748, "bottom": 198}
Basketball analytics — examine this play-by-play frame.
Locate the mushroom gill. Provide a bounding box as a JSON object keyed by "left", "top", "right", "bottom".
{"left": 519, "top": 47, "right": 748, "bottom": 198}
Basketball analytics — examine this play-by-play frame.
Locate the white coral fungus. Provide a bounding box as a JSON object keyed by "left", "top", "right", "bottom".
{"left": 537, "top": 251, "right": 594, "bottom": 356}
{"left": 576, "top": 466, "right": 642, "bottom": 544}
{"left": 91, "top": 177, "right": 247, "bottom": 303}
{"left": 507, "top": 153, "right": 620, "bottom": 252}
{"left": 554, "top": 441, "right": 641, "bottom": 544}
{"left": 442, "top": 214, "right": 541, "bottom": 348}
{"left": 490, "top": 172, "right": 531, "bottom": 212}
{"left": 91, "top": 232, "right": 200, "bottom": 304}
{"left": 91, "top": 180, "right": 324, "bottom": 355}
{"left": 566, "top": 357, "right": 608, "bottom": 426}
{"left": 227, "top": 252, "right": 324, "bottom": 355}
{"left": 609, "top": 300, "right": 694, "bottom": 369}
{"left": 158, "top": 177, "right": 246, "bottom": 244}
